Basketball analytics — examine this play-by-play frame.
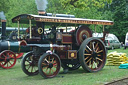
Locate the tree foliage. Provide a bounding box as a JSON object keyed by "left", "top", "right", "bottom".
{"left": 106, "top": 0, "right": 128, "bottom": 42}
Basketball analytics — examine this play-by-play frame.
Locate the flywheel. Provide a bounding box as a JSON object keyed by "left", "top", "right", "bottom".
{"left": 75, "top": 25, "right": 92, "bottom": 46}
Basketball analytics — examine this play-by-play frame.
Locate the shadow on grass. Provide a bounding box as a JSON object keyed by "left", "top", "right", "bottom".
{"left": 15, "top": 66, "right": 115, "bottom": 80}
{"left": 17, "top": 67, "right": 90, "bottom": 80}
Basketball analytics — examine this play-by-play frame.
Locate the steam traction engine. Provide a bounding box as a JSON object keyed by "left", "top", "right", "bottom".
{"left": 12, "top": 14, "right": 113, "bottom": 78}
{"left": 0, "top": 19, "right": 30, "bottom": 69}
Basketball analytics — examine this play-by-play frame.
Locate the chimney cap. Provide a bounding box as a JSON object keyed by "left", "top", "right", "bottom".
{"left": 1, "top": 20, "right": 6, "bottom": 22}
{"left": 38, "top": 10, "right": 46, "bottom": 15}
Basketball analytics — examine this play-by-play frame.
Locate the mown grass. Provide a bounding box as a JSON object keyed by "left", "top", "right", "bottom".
{"left": 0, "top": 47, "right": 128, "bottom": 85}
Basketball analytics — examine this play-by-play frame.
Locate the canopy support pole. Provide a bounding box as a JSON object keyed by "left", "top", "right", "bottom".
{"left": 95, "top": 25, "right": 96, "bottom": 33}
{"left": 103, "top": 25, "right": 104, "bottom": 32}
{"left": 18, "top": 21, "right": 20, "bottom": 39}
{"left": 29, "top": 19, "right": 32, "bottom": 39}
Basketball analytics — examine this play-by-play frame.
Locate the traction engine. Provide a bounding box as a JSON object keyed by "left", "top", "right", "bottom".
{"left": 11, "top": 13, "right": 114, "bottom": 78}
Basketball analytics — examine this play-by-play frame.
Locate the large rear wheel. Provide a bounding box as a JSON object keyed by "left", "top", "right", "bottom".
{"left": 79, "top": 37, "right": 106, "bottom": 72}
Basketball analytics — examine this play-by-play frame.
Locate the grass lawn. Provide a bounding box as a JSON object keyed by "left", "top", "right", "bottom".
{"left": 0, "top": 47, "right": 128, "bottom": 85}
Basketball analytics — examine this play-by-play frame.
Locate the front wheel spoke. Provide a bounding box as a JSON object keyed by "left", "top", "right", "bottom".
{"left": 26, "top": 60, "right": 31, "bottom": 63}
{"left": 53, "top": 64, "right": 57, "bottom": 68}
{"left": 49, "top": 68, "right": 51, "bottom": 74}
{"left": 31, "top": 66, "right": 34, "bottom": 72}
{"left": 10, "top": 59, "right": 14, "bottom": 62}
{"left": 96, "top": 57, "right": 103, "bottom": 62}
{"left": 51, "top": 68, "right": 54, "bottom": 72}
{"left": 46, "top": 68, "right": 48, "bottom": 73}
{"left": 86, "top": 57, "right": 92, "bottom": 64}
{"left": 25, "top": 64, "right": 30, "bottom": 66}
{"left": 2, "top": 54, "right": 7, "bottom": 59}
{"left": 8, "top": 61, "right": 12, "bottom": 66}
{"left": 1, "top": 62, "right": 4, "bottom": 65}
{"left": 45, "top": 58, "right": 49, "bottom": 63}
{"left": 48, "top": 56, "right": 51, "bottom": 61}
{"left": 0, "top": 57, "right": 5, "bottom": 59}
{"left": 7, "top": 53, "right": 12, "bottom": 58}
{"left": 33, "top": 67, "right": 36, "bottom": 72}
{"left": 43, "top": 66, "right": 48, "bottom": 70}
{"left": 42, "top": 62, "right": 48, "bottom": 66}
{"left": 51, "top": 58, "right": 54, "bottom": 63}
{"left": 53, "top": 61, "right": 57, "bottom": 65}
{"left": 27, "top": 65, "right": 31, "bottom": 70}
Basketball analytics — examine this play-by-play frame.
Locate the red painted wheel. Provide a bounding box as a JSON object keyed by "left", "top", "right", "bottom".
{"left": 76, "top": 25, "right": 92, "bottom": 46}
{"left": 0, "top": 50, "right": 16, "bottom": 69}
{"left": 16, "top": 53, "right": 24, "bottom": 59}
{"left": 79, "top": 37, "right": 106, "bottom": 72}
{"left": 38, "top": 53, "right": 61, "bottom": 78}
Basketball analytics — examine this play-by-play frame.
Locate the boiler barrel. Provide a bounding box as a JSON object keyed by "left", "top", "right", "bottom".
{"left": 0, "top": 41, "right": 30, "bottom": 52}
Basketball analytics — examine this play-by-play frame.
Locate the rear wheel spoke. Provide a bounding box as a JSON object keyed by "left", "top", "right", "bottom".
{"left": 86, "top": 45, "right": 92, "bottom": 51}
{"left": 86, "top": 57, "right": 92, "bottom": 64}
{"left": 93, "top": 61, "right": 97, "bottom": 68}
{"left": 84, "top": 56, "right": 89, "bottom": 60}
{"left": 97, "top": 50, "right": 103, "bottom": 53}
{"left": 96, "top": 57, "right": 103, "bottom": 62}
{"left": 84, "top": 54, "right": 91, "bottom": 56}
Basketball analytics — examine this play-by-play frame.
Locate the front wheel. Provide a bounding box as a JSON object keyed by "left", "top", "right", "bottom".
{"left": 38, "top": 53, "right": 61, "bottom": 78}
{"left": 79, "top": 37, "right": 106, "bottom": 72}
{"left": 21, "top": 51, "right": 39, "bottom": 76}
{"left": 0, "top": 50, "right": 16, "bottom": 69}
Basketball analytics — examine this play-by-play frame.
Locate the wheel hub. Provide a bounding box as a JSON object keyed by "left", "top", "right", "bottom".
{"left": 30, "top": 61, "right": 36, "bottom": 66}
{"left": 82, "top": 34, "right": 87, "bottom": 40}
{"left": 48, "top": 63, "right": 53, "bottom": 68}
{"left": 6, "top": 56, "right": 11, "bottom": 62}
{"left": 92, "top": 51, "right": 97, "bottom": 60}
{"left": 6, "top": 58, "right": 10, "bottom": 62}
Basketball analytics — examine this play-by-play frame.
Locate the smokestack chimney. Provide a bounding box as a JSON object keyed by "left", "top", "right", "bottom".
{"left": 35, "top": 0, "right": 48, "bottom": 15}
{"left": 0, "top": 11, "right": 6, "bottom": 40}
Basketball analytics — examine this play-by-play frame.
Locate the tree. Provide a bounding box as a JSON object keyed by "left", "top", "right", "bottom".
{"left": 0, "top": 0, "right": 10, "bottom": 13}
{"left": 5, "top": 0, "right": 37, "bottom": 27}
{"left": 108, "top": 0, "right": 128, "bottom": 42}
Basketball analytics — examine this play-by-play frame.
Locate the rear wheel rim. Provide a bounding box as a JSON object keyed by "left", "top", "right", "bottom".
{"left": 79, "top": 38, "right": 106, "bottom": 72}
